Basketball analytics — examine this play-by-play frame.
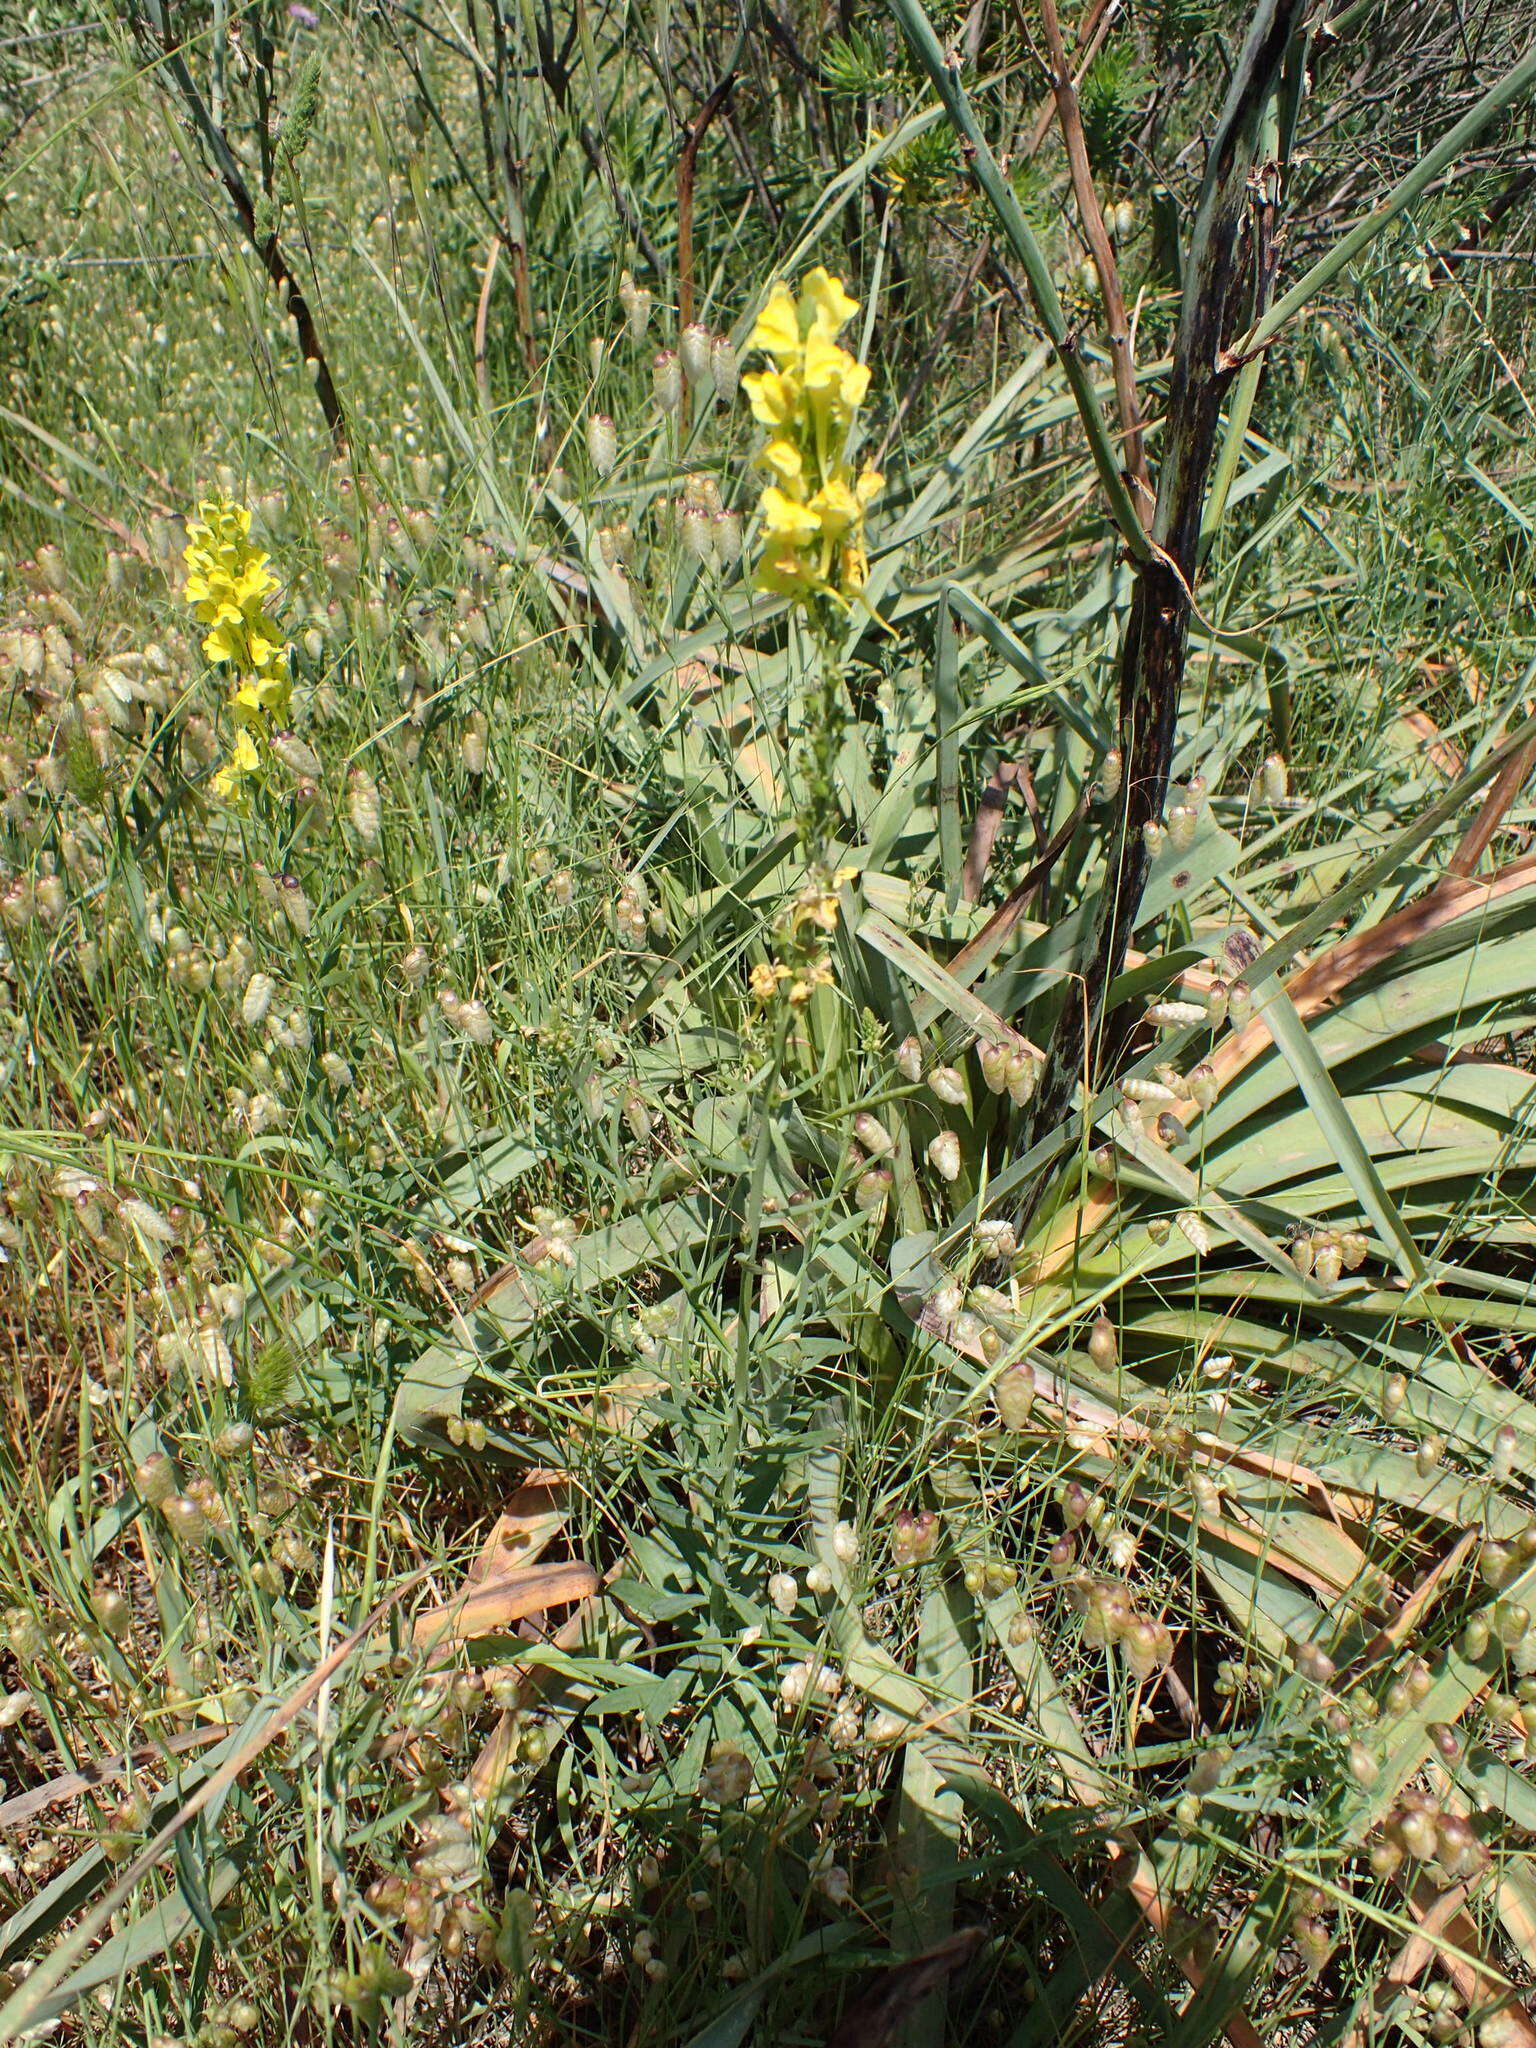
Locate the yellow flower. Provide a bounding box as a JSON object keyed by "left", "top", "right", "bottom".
{"left": 748, "top": 282, "right": 802, "bottom": 364}
{"left": 183, "top": 492, "right": 291, "bottom": 685}
{"left": 808, "top": 477, "right": 859, "bottom": 540}
{"left": 210, "top": 728, "right": 262, "bottom": 804}
{"left": 740, "top": 270, "right": 879, "bottom": 609}
{"left": 742, "top": 368, "right": 800, "bottom": 428}
{"left": 750, "top": 961, "right": 787, "bottom": 1002}
{"left": 760, "top": 487, "right": 822, "bottom": 548}
{"left": 799, "top": 266, "right": 859, "bottom": 341}
{"left": 787, "top": 956, "right": 835, "bottom": 1005}
{"left": 756, "top": 437, "right": 804, "bottom": 485}
{"left": 229, "top": 673, "right": 293, "bottom": 725}
{"left": 184, "top": 488, "right": 297, "bottom": 798}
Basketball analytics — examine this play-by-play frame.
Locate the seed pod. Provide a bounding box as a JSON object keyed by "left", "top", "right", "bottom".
{"left": 1165, "top": 804, "right": 1197, "bottom": 853}
{"left": 322, "top": 1052, "right": 350, "bottom": 1094}
{"left": 280, "top": 875, "right": 311, "bottom": 937}
{"left": 1482, "top": 1540, "right": 1514, "bottom": 1589}
{"left": 1462, "top": 1614, "right": 1491, "bottom": 1659}
{"left": 975, "top": 1219, "right": 1017, "bottom": 1260}
{"left": 1187, "top": 1062, "right": 1219, "bottom": 1111}
{"left": 1492, "top": 1424, "right": 1518, "bottom": 1483}
{"left": 854, "top": 1166, "right": 892, "bottom": 1211}
{"left": 618, "top": 271, "right": 652, "bottom": 342}
{"left": 587, "top": 413, "right": 618, "bottom": 475}
{"left": 895, "top": 1035, "right": 923, "bottom": 1081}
{"left": 1005, "top": 1050, "right": 1039, "bottom": 1106}
{"left": 927, "top": 1064, "right": 967, "bottom": 1107}
{"left": 681, "top": 509, "right": 712, "bottom": 562}
{"left": 1312, "top": 1233, "right": 1343, "bottom": 1287}
{"left": 1087, "top": 1317, "right": 1117, "bottom": 1372}
{"left": 241, "top": 971, "right": 276, "bottom": 1028}
{"left": 710, "top": 334, "right": 739, "bottom": 404}
{"left": 1399, "top": 1807, "right": 1439, "bottom": 1860}
{"left": 1143, "top": 821, "right": 1166, "bottom": 858}
{"left": 1382, "top": 1371, "right": 1407, "bottom": 1418}
{"left": 91, "top": 1581, "right": 132, "bottom": 1637}
{"left": 346, "top": 765, "right": 381, "bottom": 847}
{"left": 651, "top": 351, "right": 682, "bottom": 413}
{"left": 460, "top": 712, "right": 488, "bottom": 776}
{"left": 269, "top": 729, "right": 321, "bottom": 780}
{"left": 1494, "top": 1599, "right": 1531, "bottom": 1647}
{"left": 852, "top": 1111, "right": 894, "bottom": 1156}
{"left": 1262, "top": 754, "right": 1289, "bottom": 804}
{"left": 714, "top": 511, "right": 743, "bottom": 565}
{"left": 1347, "top": 1739, "right": 1379, "bottom": 1786}
{"left": 1146, "top": 999, "right": 1208, "bottom": 1027}
{"left": 1296, "top": 1640, "right": 1336, "bottom": 1684}
{"left": 680, "top": 323, "right": 712, "bottom": 387}
{"left": 1205, "top": 982, "right": 1229, "bottom": 1027}
{"left": 598, "top": 526, "right": 621, "bottom": 568}
{"left": 458, "top": 999, "right": 494, "bottom": 1045}
{"left": 1122, "top": 1078, "right": 1181, "bottom": 1107}
{"left": 1177, "top": 1210, "right": 1212, "bottom": 1256}
{"left": 1226, "top": 980, "right": 1253, "bottom": 1026}
{"left": 927, "top": 1130, "right": 962, "bottom": 1183}
{"left": 162, "top": 1495, "right": 209, "bottom": 1548}
{"left": 1114, "top": 199, "right": 1135, "bottom": 239}
{"left": 1340, "top": 1229, "right": 1369, "bottom": 1272}
{"left": 1123, "top": 1618, "right": 1162, "bottom": 1679}
{"left": 978, "top": 1040, "right": 1009, "bottom": 1093}
{"left": 1415, "top": 1433, "right": 1444, "bottom": 1476}
{"left": 995, "top": 1362, "right": 1037, "bottom": 1430}
{"left": 1098, "top": 748, "right": 1122, "bottom": 799}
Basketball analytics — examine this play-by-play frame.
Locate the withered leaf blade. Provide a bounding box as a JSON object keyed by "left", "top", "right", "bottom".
{"left": 825, "top": 1929, "right": 986, "bottom": 2048}
{"left": 410, "top": 1561, "right": 599, "bottom": 1652}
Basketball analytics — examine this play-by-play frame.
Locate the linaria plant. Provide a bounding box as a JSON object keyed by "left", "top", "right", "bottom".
{"left": 3, "top": 3, "right": 1536, "bottom": 2046}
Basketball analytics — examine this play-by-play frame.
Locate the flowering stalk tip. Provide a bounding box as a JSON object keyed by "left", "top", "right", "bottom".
{"left": 182, "top": 493, "right": 293, "bottom": 802}
{"left": 742, "top": 267, "right": 881, "bottom": 607}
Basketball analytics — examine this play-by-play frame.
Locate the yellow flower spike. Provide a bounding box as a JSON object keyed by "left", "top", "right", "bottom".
{"left": 748, "top": 282, "right": 802, "bottom": 363}
{"left": 741, "top": 269, "right": 877, "bottom": 610}
{"left": 799, "top": 267, "right": 859, "bottom": 340}
{"left": 184, "top": 487, "right": 296, "bottom": 795}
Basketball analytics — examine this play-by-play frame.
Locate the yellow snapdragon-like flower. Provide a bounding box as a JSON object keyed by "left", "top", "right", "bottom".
{"left": 740, "top": 267, "right": 881, "bottom": 607}
{"left": 182, "top": 492, "right": 294, "bottom": 803}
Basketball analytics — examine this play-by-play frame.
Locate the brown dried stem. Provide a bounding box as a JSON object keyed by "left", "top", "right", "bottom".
{"left": 1036, "top": 0, "right": 1152, "bottom": 515}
